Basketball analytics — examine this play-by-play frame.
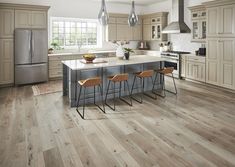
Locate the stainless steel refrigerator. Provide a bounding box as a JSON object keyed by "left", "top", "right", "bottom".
{"left": 15, "top": 29, "right": 48, "bottom": 85}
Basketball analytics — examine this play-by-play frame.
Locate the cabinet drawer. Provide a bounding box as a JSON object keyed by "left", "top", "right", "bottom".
{"left": 116, "top": 18, "right": 128, "bottom": 24}
{"left": 49, "top": 68, "right": 62, "bottom": 78}
{"left": 187, "top": 56, "right": 205, "bottom": 63}
{"left": 49, "top": 60, "right": 62, "bottom": 69}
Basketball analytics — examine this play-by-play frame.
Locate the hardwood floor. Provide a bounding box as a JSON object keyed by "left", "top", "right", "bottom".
{"left": 0, "top": 79, "right": 235, "bottom": 167}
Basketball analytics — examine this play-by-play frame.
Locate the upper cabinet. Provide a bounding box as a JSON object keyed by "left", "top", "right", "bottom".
{"left": 107, "top": 12, "right": 168, "bottom": 42}
{"left": 15, "top": 10, "right": 47, "bottom": 28}
{"left": 142, "top": 13, "right": 168, "bottom": 41}
{"left": 189, "top": 5, "right": 207, "bottom": 43}
{"left": 0, "top": 9, "right": 14, "bottom": 38}
{"left": 205, "top": 1, "right": 235, "bottom": 37}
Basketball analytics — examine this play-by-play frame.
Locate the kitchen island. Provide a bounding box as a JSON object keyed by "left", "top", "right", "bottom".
{"left": 62, "top": 55, "right": 166, "bottom": 107}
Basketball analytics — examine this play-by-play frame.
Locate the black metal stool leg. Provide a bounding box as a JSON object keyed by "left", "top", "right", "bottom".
{"left": 131, "top": 76, "right": 143, "bottom": 103}
{"left": 143, "top": 76, "right": 157, "bottom": 100}
{"left": 94, "top": 84, "right": 105, "bottom": 113}
{"left": 76, "top": 86, "right": 86, "bottom": 119}
{"left": 119, "top": 80, "right": 132, "bottom": 106}
{"left": 172, "top": 73, "right": 177, "bottom": 95}
{"left": 105, "top": 80, "right": 116, "bottom": 111}
{"left": 76, "top": 86, "right": 82, "bottom": 109}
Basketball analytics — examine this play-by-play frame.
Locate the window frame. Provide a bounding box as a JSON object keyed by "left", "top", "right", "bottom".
{"left": 50, "top": 17, "right": 102, "bottom": 49}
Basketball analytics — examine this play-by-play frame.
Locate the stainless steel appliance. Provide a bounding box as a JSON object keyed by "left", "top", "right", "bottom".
{"left": 162, "top": 0, "right": 191, "bottom": 34}
{"left": 15, "top": 29, "right": 48, "bottom": 85}
{"left": 161, "top": 51, "right": 190, "bottom": 78}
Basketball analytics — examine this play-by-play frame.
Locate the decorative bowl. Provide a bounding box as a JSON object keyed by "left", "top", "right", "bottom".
{"left": 83, "top": 54, "right": 96, "bottom": 63}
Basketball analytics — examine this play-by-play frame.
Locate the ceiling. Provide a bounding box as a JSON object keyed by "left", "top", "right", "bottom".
{"left": 94, "top": 0, "right": 166, "bottom": 6}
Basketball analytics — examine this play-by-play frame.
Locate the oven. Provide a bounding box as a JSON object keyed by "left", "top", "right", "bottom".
{"left": 161, "top": 51, "right": 190, "bottom": 79}
{"left": 162, "top": 57, "right": 180, "bottom": 78}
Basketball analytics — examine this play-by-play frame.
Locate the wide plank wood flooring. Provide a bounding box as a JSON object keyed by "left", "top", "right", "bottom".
{"left": 0, "top": 79, "right": 235, "bottom": 167}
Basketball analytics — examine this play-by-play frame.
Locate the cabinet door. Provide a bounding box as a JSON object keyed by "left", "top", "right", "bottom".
{"left": 108, "top": 24, "right": 117, "bottom": 41}
{"left": 207, "top": 7, "right": 219, "bottom": 37}
{"left": 0, "top": 9, "right": 14, "bottom": 38}
{"left": 219, "top": 5, "right": 235, "bottom": 37}
{"left": 143, "top": 24, "right": 151, "bottom": 41}
{"left": 181, "top": 56, "right": 186, "bottom": 78}
{"left": 132, "top": 24, "right": 142, "bottom": 41}
{"left": 219, "top": 39, "right": 235, "bottom": 89}
{"left": 206, "top": 39, "right": 219, "bottom": 85}
{"left": 192, "top": 21, "right": 199, "bottom": 41}
{"left": 31, "top": 11, "right": 47, "bottom": 28}
{"left": 196, "top": 63, "right": 206, "bottom": 82}
{"left": 186, "top": 61, "right": 194, "bottom": 79}
{"left": 15, "top": 10, "right": 32, "bottom": 28}
{"left": 0, "top": 39, "right": 14, "bottom": 85}
{"left": 117, "top": 24, "right": 132, "bottom": 40}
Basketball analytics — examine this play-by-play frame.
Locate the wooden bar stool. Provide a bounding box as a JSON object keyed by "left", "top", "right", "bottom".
{"left": 152, "top": 67, "right": 177, "bottom": 98}
{"left": 76, "top": 77, "right": 105, "bottom": 119}
{"left": 130, "top": 70, "right": 157, "bottom": 103}
{"left": 105, "top": 73, "right": 132, "bottom": 111}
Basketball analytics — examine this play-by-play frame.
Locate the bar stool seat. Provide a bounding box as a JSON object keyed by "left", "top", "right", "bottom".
{"left": 134, "top": 70, "right": 154, "bottom": 78}
{"left": 131, "top": 70, "right": 157, "bottom": 103}
{"left": 153, "top": 67, "right": 177, "bottom": 98}
{"left": 76, "top": 77, "right": 105, "bottom": 119}
{"left": 105, "top": 73, "right": 132, "bottom": 111}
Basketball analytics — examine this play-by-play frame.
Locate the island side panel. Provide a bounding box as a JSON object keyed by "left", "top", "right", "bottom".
{"left": 63, "top": 64, "right": 68, "bottom": 96}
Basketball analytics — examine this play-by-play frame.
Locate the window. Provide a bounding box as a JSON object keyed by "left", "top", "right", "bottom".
{"left": 50, "top": 17, "right": 102, "bottom": 48}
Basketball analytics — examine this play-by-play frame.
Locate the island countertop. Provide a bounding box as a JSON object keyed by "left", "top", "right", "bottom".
{"left": 62, "top": 55, "right": 165, "bottom": 70}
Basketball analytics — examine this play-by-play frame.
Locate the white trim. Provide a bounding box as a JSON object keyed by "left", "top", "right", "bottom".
{"left": 49, "top": 16, "right": 103, "bottom": 49}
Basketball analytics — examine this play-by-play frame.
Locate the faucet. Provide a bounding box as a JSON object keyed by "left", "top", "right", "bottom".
{"left": 77, "top": 40, "right": 82, "bottom": 52}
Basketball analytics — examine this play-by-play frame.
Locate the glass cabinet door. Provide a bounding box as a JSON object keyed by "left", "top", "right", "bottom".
{"left": 151, "top": 24, "right": 161, "bottom": 40}
{"left": 192, "top": 21, "right": 199, "bottom": 40}
{"left": 201, "top": 20, "right": 206, "bottom": 39}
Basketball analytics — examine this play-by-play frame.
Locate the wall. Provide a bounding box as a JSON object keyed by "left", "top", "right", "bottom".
{"left": 143, "top": 0, "right": 212, "bottom": 52}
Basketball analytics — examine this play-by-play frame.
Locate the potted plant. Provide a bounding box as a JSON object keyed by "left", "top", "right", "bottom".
{"left": 113, "top": 41, "right": 129, "bottom": 59}
{"left": 123, "top": 48, "right": 134, "bottom": 60}
{"left": 51, "top": 42, "right": 61, "bottom": 50}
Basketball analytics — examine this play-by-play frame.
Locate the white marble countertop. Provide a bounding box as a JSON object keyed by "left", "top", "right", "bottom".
{"left": 62, "top": 55, "right": 165, "bottom": 70}
{"left": 48, "top": 50, "right": 116, "bottom": 57}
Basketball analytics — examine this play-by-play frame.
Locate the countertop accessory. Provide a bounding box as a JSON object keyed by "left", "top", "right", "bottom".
{"left": 124, "top": 48, "right": 134, "bottom": 60}
{"left": 128, "top": 1, "right": 138, "bottom": 27}
{"left": 83, "top": 54, "right": 96, "bottom": 63}
{"left": 98, "top": 0, "right": 109, "bottom": 26}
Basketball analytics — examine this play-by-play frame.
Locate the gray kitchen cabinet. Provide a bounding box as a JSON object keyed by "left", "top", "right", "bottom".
{"left": 185, "top": 55, "right": 206, "bottom": 82}
{"left": 0, "top": 39, "right": 14, "bottom": 85}
{"left": 15, "top": 9, "right": 47, "bottom": 28}
{"left": 0, "top": 9, "right": 14, "bottom": 38}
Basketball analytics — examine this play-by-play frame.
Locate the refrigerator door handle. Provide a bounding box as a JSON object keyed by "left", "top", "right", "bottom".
{"left": 29, "top": 32, "right": 31, "bottom": 56}
{"left": 31, "top": 31, "right": 34, "bottom": 57}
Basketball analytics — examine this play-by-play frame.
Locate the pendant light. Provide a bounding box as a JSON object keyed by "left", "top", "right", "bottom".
{"left": 128, "top": 1, "right": 138, "bottom": 27}
{"left": 98, "top": 0, "right": 109, "bottom": 26}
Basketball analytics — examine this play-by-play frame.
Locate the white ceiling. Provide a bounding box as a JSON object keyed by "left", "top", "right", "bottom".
{"left": 94, "top": 0, "right": 166, "bottom": 6}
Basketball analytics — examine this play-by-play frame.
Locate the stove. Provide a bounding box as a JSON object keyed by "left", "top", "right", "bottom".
{"left": 161, "top": 51, "right": 191, "bottom": 78}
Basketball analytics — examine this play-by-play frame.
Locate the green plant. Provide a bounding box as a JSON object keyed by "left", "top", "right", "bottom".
{"left": 51, "top": 42, "right": 61, "bottom": 50}
{"left": 124, "top": 48, "right": 134, "bottom": 53}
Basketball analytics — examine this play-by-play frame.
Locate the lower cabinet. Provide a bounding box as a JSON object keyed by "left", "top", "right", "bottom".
{"left": 206, "top": 38, "right": 235, "bottom": 90}
{"left": 185, "top": 55, "right": 206, "bottom": 82}
{"left": 0, "top": 39, "right": 14, "bottom": 85}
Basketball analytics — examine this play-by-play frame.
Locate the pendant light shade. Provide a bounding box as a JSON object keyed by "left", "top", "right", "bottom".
{"left": 98, "top": 0, "right": 109, "bottom": 26}
{"left": 128, "top": 1, "right": 138, "bottom": 27}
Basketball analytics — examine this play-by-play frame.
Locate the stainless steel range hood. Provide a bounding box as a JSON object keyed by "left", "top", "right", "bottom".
{"left": 162, "top": 0, "right": 191, "bottom": 34}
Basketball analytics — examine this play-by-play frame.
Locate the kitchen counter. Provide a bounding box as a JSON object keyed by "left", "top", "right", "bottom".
{"left": 48, "top": 50, "right": 116, "bottom": 57}
{"left": 62, "top": 55, "right": 165, "bottom": 70}
{"left": 62, "top": 55, "right": 164, "bottom": 107}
